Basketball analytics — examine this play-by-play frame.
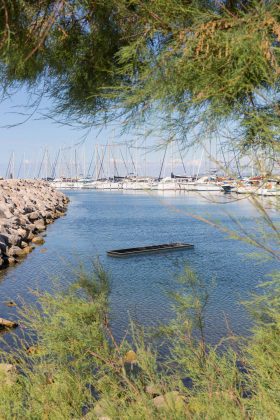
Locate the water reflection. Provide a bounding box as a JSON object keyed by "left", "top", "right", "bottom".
{"left": 0, "top": 190, "right": 278, "bottom": 345}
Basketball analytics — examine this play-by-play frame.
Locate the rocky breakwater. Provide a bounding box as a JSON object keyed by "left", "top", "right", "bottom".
{"left": 0, "top": 179, "right": 69, "bottom": 269}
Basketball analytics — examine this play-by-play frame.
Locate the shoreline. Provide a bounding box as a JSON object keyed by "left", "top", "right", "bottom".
{"left": 0, "top": 179, "right": 69, "bottom": 269}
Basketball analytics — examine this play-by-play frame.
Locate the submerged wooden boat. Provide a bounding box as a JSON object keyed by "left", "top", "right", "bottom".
{"left": 107, "top": 242, "right": 194, "bottom": 257}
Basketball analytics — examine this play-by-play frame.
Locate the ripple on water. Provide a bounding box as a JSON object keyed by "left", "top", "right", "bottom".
{"left": 0, "top": 190, "right": 278, "bottom": 345}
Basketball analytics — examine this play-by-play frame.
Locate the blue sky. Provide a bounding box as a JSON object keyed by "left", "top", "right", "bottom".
{"left": 0, "top": 88, "right": 219, "bottom": 178}
{"left": 0, "top": 88, "right": 114, "bottom": 176}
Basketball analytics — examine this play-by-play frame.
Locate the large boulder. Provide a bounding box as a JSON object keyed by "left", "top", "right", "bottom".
{"left": 6, "top": 233, "right": 22, "bottom": 247}
{"left": 0, "top": 234, "right": 8, "bottom": 253}
{"left": 0, "top": 318, "right": 18, "bottom": 329}
{"left": 0, "top": 204, "right": 13, "bottom": 219}
{"left": 17, "top": 227, "right": 28, "bottom": 240}
{"left": 34, "top": 220, "right": 46, "bottom": 232}
{"left": 28, "top": 211, "right": 40, "bottom": 221}
{"left": 8, "top": 245, "right": 26, "bottom": 257}
{"left": 32, "top": 236, "right": 45, "bottom": 245}
{"left": 23, "top": 206, "right": 35, "bottom": 214}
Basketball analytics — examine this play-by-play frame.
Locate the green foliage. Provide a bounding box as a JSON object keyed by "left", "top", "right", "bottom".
{"left": 0, "top": 1, "right": 280, "bottom": 152}
{"left": 0, "top": 262, "right": 280, "bottom": 419}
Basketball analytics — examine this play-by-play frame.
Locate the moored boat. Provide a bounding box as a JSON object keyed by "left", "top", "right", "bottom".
{"left": 107, "top": 242, "right": 194, "bottom": 257}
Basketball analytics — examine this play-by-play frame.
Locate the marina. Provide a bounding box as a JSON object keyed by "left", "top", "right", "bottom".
{"left": 4, "top": 141, "right": 280, "bottom": 197}
{"left": 48, "top": 175, "right": 280, "bottom": 196}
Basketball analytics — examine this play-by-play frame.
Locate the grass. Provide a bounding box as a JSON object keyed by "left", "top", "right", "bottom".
{"left": 0, "top": 260, "right": 279, "bottom": 419}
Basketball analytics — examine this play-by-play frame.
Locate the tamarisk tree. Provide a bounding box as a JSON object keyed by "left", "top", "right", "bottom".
{"left": 0, "top": 1, "right": 279, "bottom": 158}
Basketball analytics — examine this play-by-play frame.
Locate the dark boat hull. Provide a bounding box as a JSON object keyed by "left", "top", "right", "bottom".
{"left": 222, "top": 185, "right": 234, "bottom": 192}
{"left": 107, "top": 242, "right": 194, "bottom": 257}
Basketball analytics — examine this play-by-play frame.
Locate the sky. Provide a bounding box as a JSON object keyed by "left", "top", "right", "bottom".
{"left": 0, "top": 88, "right": 112, "bottom": 176}
{"left": 0, "top": 84, "right": 275, "bottom": 179}
{"left": 0, "top": 87, "right": 212, "bottom": 179}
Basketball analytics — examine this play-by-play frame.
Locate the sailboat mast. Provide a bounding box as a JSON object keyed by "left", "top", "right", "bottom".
{"left": 158, "top": 145, "right": 168, "bottom": 180}
{"left": 107, "top": 144, "right": 110, "bottom": 179}
{"left": 37, "top": 148, "right": 46, "bottom": 179}
{"left": 74, "top": 149, "right": 78, "bottom": 180}
{"left": 95, "top": 144, "right": 98, "bottom": 180}
{"left": 120, "top": 147, "right": 129, "bottom": 176}
{"left": 196, "top": 149, "right": 204, "bottom": 180}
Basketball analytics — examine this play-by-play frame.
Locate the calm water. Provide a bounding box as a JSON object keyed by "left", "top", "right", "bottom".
{"left": 0, "top": 190, "right": 278, "bottom": 344}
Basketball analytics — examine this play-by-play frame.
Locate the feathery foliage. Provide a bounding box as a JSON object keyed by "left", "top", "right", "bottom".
{"left": 0, "top": 261, "right": 280, "bottom": 419}
{"left": 0, "top": 1, "right": 280, "bottom": 155}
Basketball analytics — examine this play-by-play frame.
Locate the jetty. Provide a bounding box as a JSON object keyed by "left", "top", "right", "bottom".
{"left": 0, "top": 179, "right": 69, "bottom": 269}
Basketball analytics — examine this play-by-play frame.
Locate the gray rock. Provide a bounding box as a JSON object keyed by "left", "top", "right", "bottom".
{"left": 0, "top": 180, "right": 68, "bottom": 267}
{"left": 34, "top": 220, "right": 46, "bottom": 232}
{"left": 32, "top": 236, "right": 45, "bottom": 245}
{"left": 0, "top": 204, "right": 13, "bottom": 219}
{"left": 0, "top": 318, "right": 18, "bottom": 328}
{"left": 6, "top": 234, "right": 21, "bottom": 246}
{"left": 153, "top": 391, "right": 186, "bottom": 410}
{"left": 28, "top": 211, "right": 40, "bottom": 221}
{"left": 17, "top": 228, "right": 28, "bottom": 239}
{"left": 8, "top": 245, "right": 25, "bottom": 257}
{"left": 23, "top": 206, "right": 35, "bottom": 214}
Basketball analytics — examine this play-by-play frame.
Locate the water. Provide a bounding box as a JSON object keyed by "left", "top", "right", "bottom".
{"left": 0, "top": 190, "right": 278, "bottom": 344}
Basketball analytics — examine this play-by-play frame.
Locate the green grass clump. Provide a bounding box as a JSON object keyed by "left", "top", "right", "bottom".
{"left": 0, "top": 261, "right": 280, "bottom": 419}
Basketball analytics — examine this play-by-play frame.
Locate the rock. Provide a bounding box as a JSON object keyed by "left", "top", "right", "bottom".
{"left": 8, "top": 245, "right": 32, "bottom": 258}
{"left": 18, "top": 228, "right": 28, "bottom": 240}
{"left": 0, "top": 204, "right": 13, "bottom": 219}
{"left": 0, "top": 363, "right": 15, "bottom": 374}
{"left": 34, "top": 220, "right": 46, "bottom": 232}
{"left": 0, "top": 234, "right": 9, "bottom": 245}
{"left": 153, "top": 391, "right": 186, "bottom": 410}
{"left": 27, "top": 231, "right": 35, "bottom": 241}
{"left": 32, "top": 236, "right": 45, "bottom": 245}
{"left": 0, "top": 180, "right": 68, "bottom": 268}
{"left": 8, "top": 245, "right": 26, "bottom": 258}
{"left": 7, "top": 257, "right": 16, "bottom": 265}
{"left": 6, "top": 234, "right": 21, "bottom": 246}
{"left": 124, "top": 350, "right": 137, "bottom": 364}
{"left": 0, "top": 317, "right": 18, "bottom": 329}
{"left": 4, "top": 301, "right": 17, "bottom": 307}
{"left": 23, "top": 206, "right": 35, "bottom": 214}
{"left": 20, "top": 246, "right": 34, "bottom": 256}
{"left": 28, "top": 211, "right": 40, "bottom": 221}
{"left": 17, "top": 215, "right": 29, "bottom": 226}
{"left": 0, "top": 363, "right": 17, "bottom": 385}
{"left": 26, "top": 345, "right": 43, "bottom": 355}
{"left": 44, "top": 372, "right": 55, "bottom": 385}
{"left": 0, "top": 241, "right": 8, "bottom": 254}
{"left": 145, "top": 384, "right": 161, "bottom": 396}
